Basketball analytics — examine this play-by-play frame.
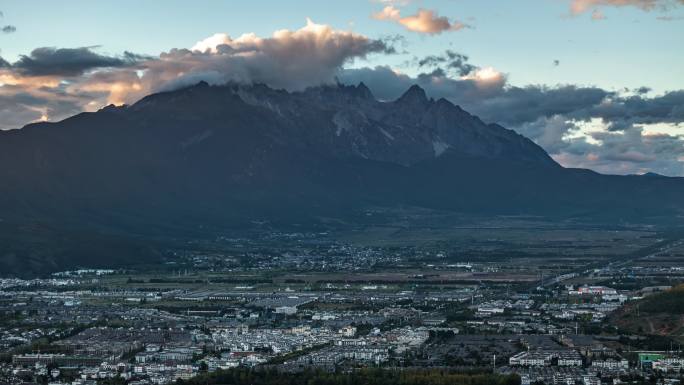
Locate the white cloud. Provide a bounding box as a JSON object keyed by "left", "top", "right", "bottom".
{"left": 191, "top": 33, "right": 232, "bottom": 53}
{"left": 136, "top": 18, "right": 393, "bottom": 94}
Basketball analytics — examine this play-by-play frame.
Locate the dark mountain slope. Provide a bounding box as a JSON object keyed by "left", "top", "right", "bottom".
{"left": 0, "top": 82, "right": 682, "bottom": 275}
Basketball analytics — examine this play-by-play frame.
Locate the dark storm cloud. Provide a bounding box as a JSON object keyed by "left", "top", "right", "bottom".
{"left": 0, "top": 83, "right": 92, "bottom": 130}
{"left": 12, "top": 47, "right": 144, "bottom": 77}
{"left": 591, "top": 90, "right": 684, "bottom": 124}
{"left": 121, "top": 51, "right": 155, "bottom": 62}
{"left": 416, "top": 50, "right": 476, "bottom": 76}
{"left": 470, "top": 85, "right": 612, "bottom": 125}
{"left": 339, "top": 65, "right": 683, "bottom": 129}
{"left": 339, "top": 66, "right": 610, "bottom": 125}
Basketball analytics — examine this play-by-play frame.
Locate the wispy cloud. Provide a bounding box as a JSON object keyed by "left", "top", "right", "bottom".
{"left": 591, "top": 9, "right": 607, "bottom": 20}
{"left": 656, "top": 14, "right": 684, "bottom": 19}
{"left": 0, "top": 9, "right": 15, "bottom": 33}
{"left": 569, "top": 0, "right": 684, "bottom": 15}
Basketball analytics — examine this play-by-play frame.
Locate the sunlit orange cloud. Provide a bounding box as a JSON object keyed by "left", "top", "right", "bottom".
{"left": 190, "top": 18, "right": 380, "bottom": 63}
{"left": 0, "top": 71, "right": 62, "bottom": 88}
{"left": 31, "top": 107, "right": 50, "bottom": 123}
{"left": 373, "top": 6, "right": 467, "bottom": 34}
{"left": 73, "top": 80, "right": 143, "bottom": 106}
{"left": 59, "top": 67, "right": 150, "bottom": 106}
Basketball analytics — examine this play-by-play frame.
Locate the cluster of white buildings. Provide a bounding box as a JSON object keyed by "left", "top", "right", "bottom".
{"left": 541, "top": 302, "right": 622, "bottom": 321}
{"left": 473, "top": 299, "right": 535, "bottom": 317}
{"left": 591, "top": 358, "right": 629, "bottom": 371}
{"left": 567, "top": 285, "right": 627, "bottom": 302}
{"left": 293, "top": 326, "right": 430, "bottom": 367}
{"left": 52, "top": 269, "right": 115, "bottom": 277}
{"left": 509, "top": 350, "right": 583, "bottom": 367}
{"left": 568, "top": 285, "right": 617, "bottom": 296}
{"left": 0, "top": 277, "right": 81, "bottom": 289}
{"left": 210, "top": 324, "right": 338, "bottom": 355}
{"left": 652, "top": 358, "right": 684, "bottom": 373}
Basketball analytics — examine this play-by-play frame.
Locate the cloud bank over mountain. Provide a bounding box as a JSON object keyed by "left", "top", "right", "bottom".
{"left": 0, "top": 19, "right": 392, "bottom": 124}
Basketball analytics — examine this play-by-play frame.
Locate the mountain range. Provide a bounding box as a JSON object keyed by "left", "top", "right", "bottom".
{"left": 1, "top": 82, "right": 683, "bottom": 275}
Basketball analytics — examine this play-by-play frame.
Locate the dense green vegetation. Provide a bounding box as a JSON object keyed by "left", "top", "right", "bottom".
{"left": 640, "top": 284, "right": 684, "bottom": 314}
{"left": 176, "top": 368, "right": 520, "bottom": 385}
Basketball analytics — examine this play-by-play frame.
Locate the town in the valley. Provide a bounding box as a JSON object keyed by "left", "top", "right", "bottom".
{"left": 1, "top": 227, "right": 683, "bottom": 385}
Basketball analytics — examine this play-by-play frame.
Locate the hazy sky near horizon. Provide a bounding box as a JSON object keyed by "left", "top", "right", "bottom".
{"left": 1, "top": 0, "right": 683, "bottom": 175}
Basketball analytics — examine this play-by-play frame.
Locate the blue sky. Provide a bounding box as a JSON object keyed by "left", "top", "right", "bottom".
{"left": 0, "top": 0, "right": 683, "bottom": 175}
{"left": 1, "top": 0, "right": 682, "bottom": 93}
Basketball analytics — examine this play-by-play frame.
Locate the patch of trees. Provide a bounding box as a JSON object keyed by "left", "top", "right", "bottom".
{"left": 640, "top": 284, "right": 684, "bottom": 314}
{"left": 177, "top": 368, "right": 521, "bottom": 385}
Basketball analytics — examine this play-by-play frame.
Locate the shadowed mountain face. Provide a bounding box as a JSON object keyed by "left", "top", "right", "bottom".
{"left": 0, "top": 82, "right": 683, "bottom": 275}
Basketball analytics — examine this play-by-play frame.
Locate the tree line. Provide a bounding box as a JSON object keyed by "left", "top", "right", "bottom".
{"left": 176, "top": 367, "right": 521, "bottom": 385}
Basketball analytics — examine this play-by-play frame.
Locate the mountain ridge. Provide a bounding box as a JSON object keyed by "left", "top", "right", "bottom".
{"left": 0, "top": 82, "right": 683, "bottom": 276}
